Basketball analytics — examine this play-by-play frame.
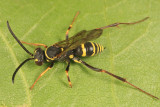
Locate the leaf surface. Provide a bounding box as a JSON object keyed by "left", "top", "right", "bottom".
{"left": 0, "top": 0, "right": 160, "bottom": 107}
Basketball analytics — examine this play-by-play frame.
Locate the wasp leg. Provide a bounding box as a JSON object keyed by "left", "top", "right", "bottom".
{"left": 65, "top": 11, "right": 79, "bottom": 40}
{"left": 65, "top": 61, "right": 72, "bottom": 88}
{"left": 71, "top": 57, "right": 159, "bottom": 100}
{"left": 96, "top": 17, "right": 149, "bottom": 29}
{"left": 30, "top": 62, "right": 54, "bottom": 90}
{"left": 21, "top": 41, "right": 47, "bottom": 48}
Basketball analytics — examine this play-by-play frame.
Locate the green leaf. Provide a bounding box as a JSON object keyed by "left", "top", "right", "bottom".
{"left": 0, "top": 0, "right": 160, "bottom": 107}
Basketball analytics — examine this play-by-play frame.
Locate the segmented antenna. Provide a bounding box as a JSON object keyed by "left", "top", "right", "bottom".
{"left": 12, "top": 58, "right": 34, "bottom": 83}
{"left": 7, "top": 21, "right": 33, "bottom": 56}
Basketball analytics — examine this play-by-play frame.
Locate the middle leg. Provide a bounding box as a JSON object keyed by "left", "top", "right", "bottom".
{"left": 65, "top": 61, "right": 72, "bottom": 88}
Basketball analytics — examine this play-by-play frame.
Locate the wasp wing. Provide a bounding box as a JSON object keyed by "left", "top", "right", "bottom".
{"left": 54, "top": 29, "right": 103, "bottom": 56}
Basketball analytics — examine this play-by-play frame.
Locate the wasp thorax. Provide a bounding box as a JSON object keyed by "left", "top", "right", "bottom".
{"left": 45, "top": 46, "right": 62, "bottom": 61}
{"left": 34, "top": 48, "right": 45, "bottom": 66}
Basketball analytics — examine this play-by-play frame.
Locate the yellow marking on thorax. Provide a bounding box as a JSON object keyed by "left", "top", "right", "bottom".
{"left": 61, "top": 48, "right": 64, "bottom": 51}
{"left": 81, "top": 44, "right": 86, "bottom": 56}
{"left": 69, "top": 55, "right": 74, "bottom": 59}
{"left": 90, "top": 42, "right": 95, "bottom": 56}
{"left": 45, "top": 46, "right": 57, "bottom": 60}
{"left": 34, "top": 49, "right": 37, "bottom": 53}
{"left": 35, "top": 59, "right": 38, "bottom": 61}
{"left": 45, "top": 47, "right": 49, "bottom": 59}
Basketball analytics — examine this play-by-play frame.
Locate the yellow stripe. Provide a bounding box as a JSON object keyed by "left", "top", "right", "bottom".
{"left": 45, "top": 47, "right": 50, "bottom": 59}
{"left": 90, "top": 42, "right": 95, "bottom": 56}
{"left": 69, "top": 55, "right": 74, "bottom": 59}
{"left": 81, "top": 44, "right": 86, "bottom": 56}
{"left": 34, "top": 59, "right": 38, "bottom": 61}
{"left": 101, "top": 45, "right": 104, "bottom": 52}
{"left": 45, "top": 46, "right": 57, "bottom": 60}
{"left": 61, "top": 48, "right": 64, "bottom": 51}
{"left": 99, "top": 44, "right": 102, "bottom": 52}
{"left": 74, "top": 59, "right": 81, "bottom": 63}
{"left": 96, "top": 43, "right": 99, "bottom": 54}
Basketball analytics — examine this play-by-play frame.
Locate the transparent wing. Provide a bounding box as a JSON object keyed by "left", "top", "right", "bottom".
{"left": 53, "top": 29, "right": 103, "bottom": 56}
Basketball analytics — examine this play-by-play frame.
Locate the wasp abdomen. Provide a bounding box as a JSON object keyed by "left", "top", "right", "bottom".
{"left": 74, "top": 42, "right": 104, "bottom": 57}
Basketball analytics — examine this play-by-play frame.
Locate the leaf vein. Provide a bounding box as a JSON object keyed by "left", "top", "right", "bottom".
{"left": 114, "top": 22, "right": 151, "bottom": 58}
{"left": 21, "top": 6, "right": 55, "bottom": 40}
{"left": 0, "top": 30, "right": 31, "bottom": 106}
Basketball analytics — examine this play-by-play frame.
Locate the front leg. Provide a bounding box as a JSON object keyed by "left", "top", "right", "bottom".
{"left": 21, "top": 41, "right": 47, "bottom": 48}
{"left": 30, "top": 62, "right": 54, "bottom": 90}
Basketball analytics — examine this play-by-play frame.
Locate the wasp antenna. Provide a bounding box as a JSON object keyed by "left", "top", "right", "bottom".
{"left": 7, "top": 21, "right": 33, "bottom": 56}
{"left": 12, "top": 58, "right": 34, "bottom": 84}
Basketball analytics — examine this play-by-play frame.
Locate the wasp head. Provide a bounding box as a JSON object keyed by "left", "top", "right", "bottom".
{"left": 7, "top": 21, "right": 47, "bottom": 83}
{"left": 34, "top": 48, "right": 45, "bottom": 66}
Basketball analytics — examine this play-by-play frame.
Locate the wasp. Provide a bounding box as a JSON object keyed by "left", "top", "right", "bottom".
{"left": 7, "top": 12, "right": 159, "bottom": 99}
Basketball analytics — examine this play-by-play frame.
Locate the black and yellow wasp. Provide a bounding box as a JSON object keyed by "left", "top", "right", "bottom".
{"left": 7, "top": 12, "right": 159, "bottom": 99}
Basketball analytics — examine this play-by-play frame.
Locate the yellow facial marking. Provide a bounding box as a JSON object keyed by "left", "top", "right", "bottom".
{"left": 81, "top": 44, "right": 86, "bottom": 57}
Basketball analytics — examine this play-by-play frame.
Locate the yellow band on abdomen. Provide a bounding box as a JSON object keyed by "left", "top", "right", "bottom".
{"left": 81, "top": 44, "right": 86, "bottom": 56}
